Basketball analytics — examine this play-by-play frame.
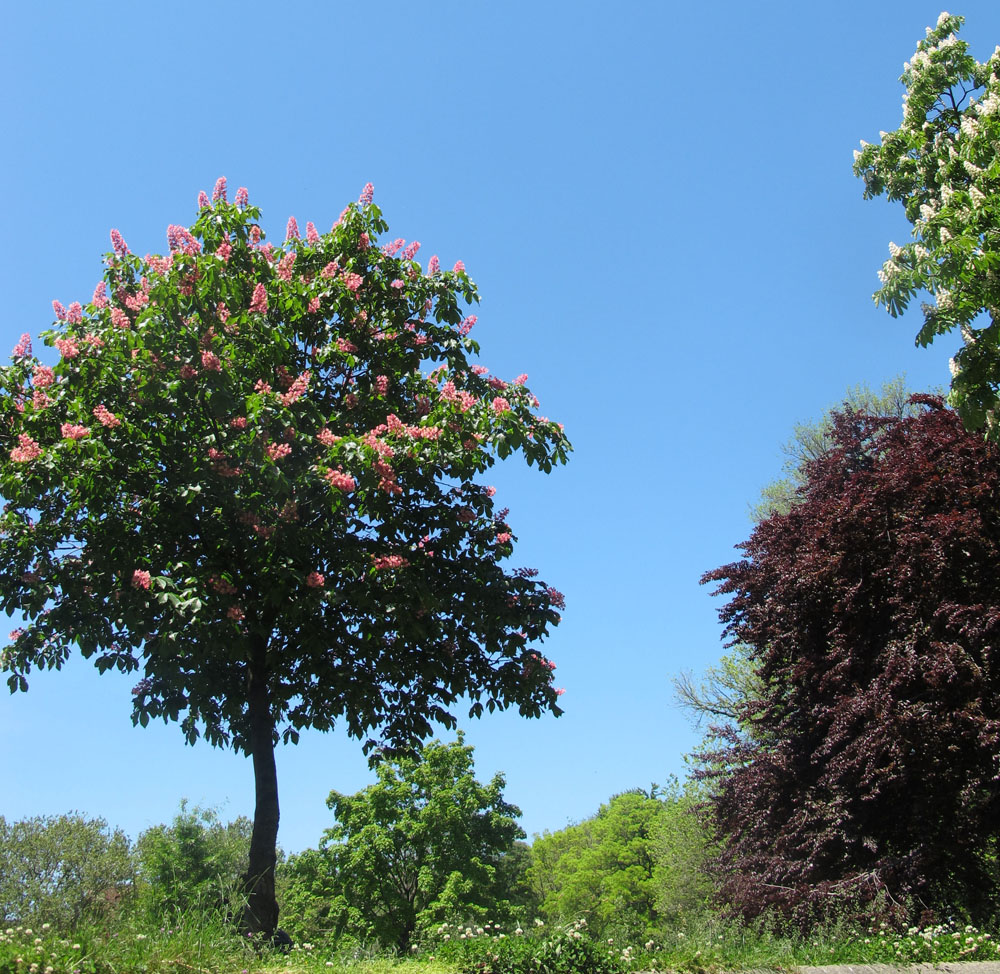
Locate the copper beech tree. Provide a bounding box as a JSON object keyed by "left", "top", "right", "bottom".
{"left": 701, "top": 398, "right": 1000, "bottom": 924}
{"left": 0, "top": 181, "right": 570, "bottom": 936}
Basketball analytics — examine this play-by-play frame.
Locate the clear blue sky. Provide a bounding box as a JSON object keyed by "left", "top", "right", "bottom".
{"left": 2, "top": 1, "right": 997, "bottom": 854}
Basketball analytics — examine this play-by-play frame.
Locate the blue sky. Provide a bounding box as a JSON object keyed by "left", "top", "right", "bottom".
{"left": 3, "top": 1, "right": 999, "bottom": 853}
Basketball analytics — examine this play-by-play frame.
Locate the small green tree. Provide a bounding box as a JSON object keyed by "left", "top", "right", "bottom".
{"left": 855, "top": 13, "right": 1000, "bottom": 433}
{"left": 134, "top": 801, "right": 253, "bottom": 916}
{"left": 0, "top": 181, "right": 569, "bottom": 935}
{"left": 0, "top": 813, "right": 134, "bottom": 930}
{"left": 283, "top": 733, "right": 527, "bottom": 950}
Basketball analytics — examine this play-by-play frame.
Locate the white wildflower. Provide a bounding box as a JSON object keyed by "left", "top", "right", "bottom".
{"left": 920, "top": 202, "right": 938, "bottom": 221}
{"left": 970, "top": 185, "right": 988, "bottom": 206}
{"left": 962, "top": 114, "right": 980, "bottom": 138}
{"left": 889, "top": 241, "right": 903, "bottom": 257}
{"left": 938, "top": 11, "right": 951, "bottom": 27}
{"left": 940, "top": 227, "right": 952, "bottom": 242}
{"left": 938, "top": 287, "right": 955, "bottom": 310}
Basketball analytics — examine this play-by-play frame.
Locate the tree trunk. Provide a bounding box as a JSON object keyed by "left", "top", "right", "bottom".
{"left": 240, "top": 651, "right": 280, "bottom": 938}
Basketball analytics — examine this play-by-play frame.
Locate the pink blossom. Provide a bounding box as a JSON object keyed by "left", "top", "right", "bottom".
{"left": 213, "top": 176, "right": 227, "bottom": 202}
{"left": 305, "top": 571, "right": 325, "bottom": 588}
{"left": 344, "top": 392, "right": 359, "bottom": 409}
{"left": 12, "top": 333, "right": 32, "bottom": 358}
{"left": 10, "top": 433, "right": 41, "bottom": 462}
{"left": 266, "top": 442, "right": 292, "bottom": 460}
{"left": 30, "top": 388, "right": 47, "bottom": 410}
{"left": 110, "top": 229, "right": 129, "bottom": 257}
{"left": 54, "top": 338, "right": 79, "bottom": 360}
{"left": 428, "top": 255, "right": 440, "bottom": 274}
{"left": 492, "top": 397, "right": 510, "bottom": 415}
{"left": 276, "top": 251, "right": 296, "bottom": 281}
{"left": 254, "top": 379, "right": 272, "bottom": 394}
{"left": 306, "top": 221, "right": 320, "bottom": 244}
{"left": 110, "top": 308, "right": 131, "bottom": 330}
{"left": 83, "top": 333, "right": 104, "bottom": 350}
{"left": 198, "top": 190, "right": 210, "bottom": 208}
{"left": 453, "top": 260, "right": 465, "bottom": 274}
{"left": 280, "top": 371, "right": 311, "bottom": 407}
{"left": 235, "top": 186, "right": 249, "bottom": 207}
{"left": 374, "top": 375, "right": 389, "bottom": 395}
{"left": 390, "top": 278, "right": 404, "bottom": 291}
{"left": 92, "top": 282, "right": 108, "bottom": 308}
{"left": 382, "top": 238, "right": 405, "bottom": 256}
{"left": 52, "top": 300, "right": 66, "bottom": 320}
{"left": 93, "top": 404, "right": 121, "bottom": 428}
{"left": 485, "top": 485, "right": 496, "bottom": 496}
{"left": 201, "top": 350, "right": 222, "bottom": 372}
{"left": 458, "top": 315, "right": 477, "bottom": 336}
{"left": 32, "top": 365, "right": 55, "bottom": 388}
{"left": 496, "top": 532, "right": 512, "bottom": 544}
{"left": 359, "top": 232, "right": 370, "bottom": 250}
{"left": 180, "top": 364, "right": 198, "bottom": 380}
{"left": 61, "top": 423, "right": 90, "bottom": 441}
{"left": 321, "top": 260, "right": 340, "bottom": 279}
{"left": 132, "top": 569, "right": 151, "bottom": 590}
{"left": 315, "top": 428, "right": 339, "bottom": 447}
{"left": 359, "top": 182, "right": 374, "bottom": 205}
{"left": 307, "top": 296, "right": 321, "bottom": 313}
{"left": 227, "top": 605, "right": 244, "bottom": 621}
{"left": 341, "top": 272, "right": 363, "bottom": 292}
{"left": 373, "top": 554, "right": 408, "bottom": 570}
{"left": 488, "top": 376, "right": 506, "bottom": 390}
{"left": 209, "top": 575, "right": 237, "bottom": 595}
{"left": 249, "top": 283, "right": 268, "bottom": 314}
{"left": 216, "top": 238, "right": 232, "bottom": 262}
{"left": 286, "top": 216, "right": 300, "bottom": 241}
{"left": 324, "top": 467, "right": 356, "bottom": 492}
{"left": 555, "top": 687, "right": 565, "bottom": 697}
{"left": 514, "top": 373, "right": 528, "bottom": 385}
{"left": 402, "top": 241, "right": 420, "bottom": 260}
{"left": 470, "top": 364, "right": 489, "bottom": 375}
{"left": 230, "top": 416, "right": 248, "bottom": 429}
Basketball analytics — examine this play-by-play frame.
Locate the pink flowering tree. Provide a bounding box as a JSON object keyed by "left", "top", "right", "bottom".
{"left": 0, "top": 180, "right": 570, "bottom": 936}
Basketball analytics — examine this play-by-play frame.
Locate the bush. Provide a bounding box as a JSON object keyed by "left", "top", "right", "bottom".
{"left": 0, "top": 813, "right": 134, "bottom": 930}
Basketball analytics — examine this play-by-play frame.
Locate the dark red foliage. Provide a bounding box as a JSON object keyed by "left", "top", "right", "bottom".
{"left": 701, "top": 397, "right": 1000, "bottom": 924}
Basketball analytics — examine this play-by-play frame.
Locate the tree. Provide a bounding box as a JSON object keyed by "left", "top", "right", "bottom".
{"left": 134, "top": 801, "right": 254, "bottom": 916}
{"left": 282, "top": 733, "right": 527, "bottom": 949}
{"left": 675, "top": 377, "right": 927, "bottom": 741}
{"left": 855, "top": 13, "right": 1000, "bottom": 434}
{"left": 701, "top": 398, "right": 1000, "bottom": 924}
{"left": 527, "top": 789, "right": 663, "bottom": 938}
{"left": 0, "top": 813, "right": 134, "bottom": 929}
{"left": 0, "top": 181, "right": 570, "bottom": 936}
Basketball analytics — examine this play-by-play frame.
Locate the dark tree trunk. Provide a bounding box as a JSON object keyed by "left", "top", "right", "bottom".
{"left": 239, "top": 650, "right": 280, "bottom": 937}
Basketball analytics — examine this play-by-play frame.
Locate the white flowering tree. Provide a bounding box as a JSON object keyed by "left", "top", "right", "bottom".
{"left": 855, "top": 12, "right": 1000, "bottom": 433}
{"left": 0, "top": 180, "right": 569, "bottom": 936}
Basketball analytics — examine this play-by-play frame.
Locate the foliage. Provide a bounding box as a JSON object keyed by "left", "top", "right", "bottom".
{"left": 282, "top": 734, "right": 529, "bottom": 950}
{"left": 0, "top": 813, "right": 133, "bottom": 930}
{"left": 652, "top": 779, "right": 716, "bottom": 923}
{"left": 133, "top": 801, "right": 253, "bottom": 916}
{"left": 526, "top": 790, "right": 663, "bottom": 939}
{"left": 701, "top": 397, "right": 1000, "bottom": 924}
{"left": 855, "top": 13, "right": 1000, "bottom": 433}
{"left": 0, "top": 179, "right": 569, "bottom": 933}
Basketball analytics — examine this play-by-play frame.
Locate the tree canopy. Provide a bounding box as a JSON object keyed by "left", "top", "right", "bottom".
{"left": 701, "top": 398, "right": 1000, "bottom": 924}
{"left": 855, "top": 13, "right": 1000, "bottom": 433}
{"left": 0, "top": 180, "right": 570, "bottom": 934}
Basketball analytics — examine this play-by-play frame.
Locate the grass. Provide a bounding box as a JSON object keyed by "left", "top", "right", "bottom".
{"left": 5, "top": 909, "right": 1000, "bottom": 974}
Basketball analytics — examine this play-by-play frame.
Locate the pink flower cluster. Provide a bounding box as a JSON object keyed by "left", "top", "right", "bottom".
{"left": 61, "top": 423, "right": 90, "bottom": 441}
{"left": 453, "top": 260, "right": 465, "bottom": 274}
{"left": 280, "top": 371, "right": 311, "bottom": 407}
{"left": 208, "top": 575, "right": 237, "bottom": 595}
{"left": 317, "top": 428, "right": 340, "bottom": 447}
{"left": 374, "top": 458, "right": 401, "bottom": 495}
{"left": 11, "top": 333, "right": 31, "bottom": 358}
{"left": 55, "top": 338, "right": 80, "bottom": 359}
{"left": 335, "top": 338, "right": 357, "bottom": 354}
{"left": 439, "top": 381, "right": 476, "bottom": 412}
{"left": 147, "top": 254, "right": 173, "bottom": 275}
{"left": 373, "top": 554, "right": 408, "bottom": 570}
{"left": 374, "top": 375, "right": 389, "bottom": 395}
{"left": 216, "top": 238, "right": 232, "bottom": 262}
{"left": 496, "top": 532, "right": 512, "bottom": 544}
{"left": 230, "top": 416, "right": 248, "bottom": 429}
{"left": 180, "top": 364, "right": 198, "bottom": 380}
{"left": 254, "top": 379, "right": 272, "bottom": 394}
{"left": 308, "top": 296, "right": 321, "bottom": 313}
{"left": 92, "top": 282, "right": 108, "bottom": 308}
{"left": 10, "top": 434, "right": 41, "bottom": 462}
{"left": 342, "top": 272, "right": 363, "bottom": 292}
{"left": 402, "top": 241, "right": 420, "bottom": 260}
{"left": 359, "top": 182, "right": 374, "bottom": 205}
{"left": 228, "top": 605, "right": 244, "bottom": 621}
{"left": 382, "top": 238, "right": 405, "bottom": 256}
{"left": 324, "top": 467, "right": 356, "bottom": 492}
{"left": 249, "top": 284, "right": 268, "bottom": 314}
{"left": 110, "top": 229, "right": 129, "bottom": 257}
{"left": 213, "top": 176, "right": 227, "bottom": 202}
{"left": 277, "top": 251, "right": 296, "bottom": 280}
{"left": 305, "top": 571, "right": 325, "bottom": 588}
{"left": 458, "top": 315, "right": 477, "bottom": 336}
{"left": 198, "top": 190, "right": 210, "bottom": 209}
{"left": 166, "top": 224, "right": 201, "bottom": 255}
{"left": 67, "top": 302, "right": 83, "bottom": 324}
{"left": 514, "top": 374, "right": 528, "bottom": 385}
{"left": 428, "top": 255, "right": 440, "bottom": 274}
{"left": 390, "top": 279, "right": 404, "bottom": 290}
{"left": 470, "top": 365, "right": 489, "bottom": 375}
{"left": 52, "top": 300, "right": 66, "bottom": 320}
{"left": 306, "top": 222, "right": 320, "bottom": 244}
{"left": 235, "top": 186, "right": 248, "bottom": 207}
{"left": 132, "top": 569, "right": 151, "bottom": 590}
{"left": 93, "top": 404, "right": 120, "bottom": 428}
{"left": 33, "top": 365, "right": 55, "bottom": 388}
{"left": 111, "top": 308, "right": 130, "bottom": 330}
{"left": 321, "top": 260, "right": 340, "bottom": 279}
{"left": 266, "top": 442, "right": 292, "bottom": 461}
{"left": 359, "top": 232, "right": 370, "bottom": 250}
{"left": 201, "top": 350, "right": 222, "bottom": 372}
{"left": 32, "top": 389, "right": 49, "bottom": 410}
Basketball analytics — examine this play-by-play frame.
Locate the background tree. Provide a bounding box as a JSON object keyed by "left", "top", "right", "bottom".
{"left": 527, "top": 789, "right": 663, "bottom": 939}
{"left": 701, "top": 397, "right": 1000, "bottom": 925}
{"left": 134, "top": 801, "right": 254, "bottom": 917}
{"left": 855, "top": 13, "right": 1000, "bottom": 433}
{"left": 281, "top": 734, "right": 527, "bottom": 950}
{"left": 0, "top": 181, "right": 570, "bottom": 936}
{"left": 0, "top": 813, "right": 134, "bottom": 929}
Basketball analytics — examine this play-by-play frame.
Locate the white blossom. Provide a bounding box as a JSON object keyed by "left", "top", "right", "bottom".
{"left": 970, "top": 185, "right": 987, "bottom": 206}
{"left": 940, "top": 227, "right": 952, "bottom": 242}
{"left": 961, "top": 114, "right": 980, "bottom": 137}
{"left": 950, "top": 356, "right": 961, "bottom": 376}
{"left": 938, "top": 11, "right": 951, "bottom": 27}
{"left": 889, "top": 241, "right": 903, "bottom": 258}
